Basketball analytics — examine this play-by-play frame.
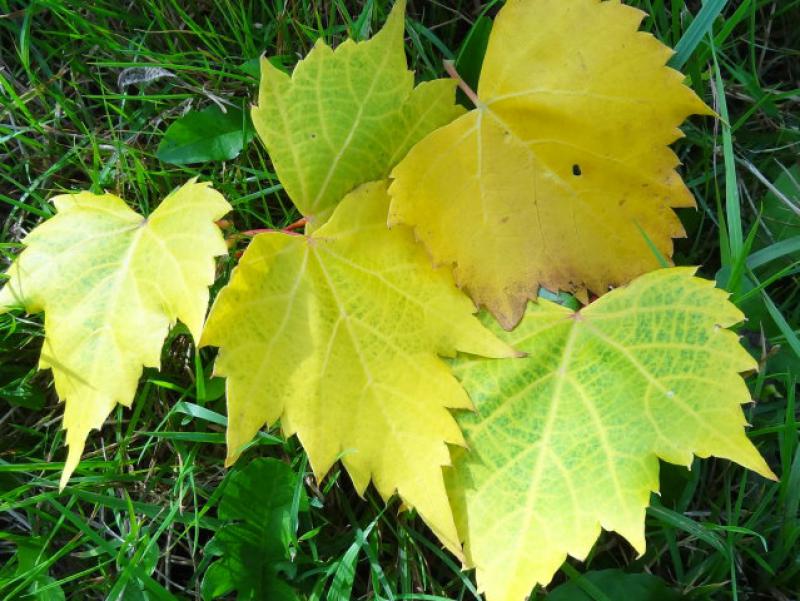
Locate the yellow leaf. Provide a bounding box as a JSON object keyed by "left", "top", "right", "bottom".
{"left": 389, "top": 0, "right": 713, "bottom": 328}
{"left": 445, "top": 268, "right": 776, "bottom": 601}
{"left": 252, "top": 0, "right": 464, "bottom": 227}
{"left": 200, "top": 181, "right": 516, "bottom": 553}
{"left": 0, "top": 180, "right": 230, "bottom": 488}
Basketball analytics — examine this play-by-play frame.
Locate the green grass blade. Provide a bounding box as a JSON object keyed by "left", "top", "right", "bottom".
{"left": 670, "top": 0, "right": 729, "bottom": 68}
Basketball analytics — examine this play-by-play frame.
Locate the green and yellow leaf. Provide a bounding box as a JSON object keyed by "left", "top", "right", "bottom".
{"left": 445, "top": 268, "right": 775, "bottom": 601}
{"left": 200, "top": 181, "right": 515, "bottom": 553}
{"left": 389, "top": 0, "right": 713, "bottom": 328}
{"left": 252, "top": 0, "right": 464, "bottom": 227}
{"left": 0, "top": 180, "right": 230, "bottom": 488}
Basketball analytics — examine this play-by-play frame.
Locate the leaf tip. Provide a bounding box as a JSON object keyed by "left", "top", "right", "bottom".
{"left": 748, "top": 452, "right": 779, "bottom": 482}
{"left": 60, "top": 442, "right": 83, "bottom": 492}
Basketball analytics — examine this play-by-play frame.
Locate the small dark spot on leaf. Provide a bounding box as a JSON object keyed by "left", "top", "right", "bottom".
{"left": 572, "top": 164, "right": 582, "bottom": 176}
{"left": 310, "top": 133, "right": 317, "bottom": 139}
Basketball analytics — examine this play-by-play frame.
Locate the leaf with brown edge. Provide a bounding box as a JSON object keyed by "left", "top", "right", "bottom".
{"left": 389, "top": 0, "right": 713, "bottom": 329}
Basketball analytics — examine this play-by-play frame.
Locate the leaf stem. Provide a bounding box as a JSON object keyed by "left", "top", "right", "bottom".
{"left": 238, "top": 217, "right": 307, "bottom": 238}
{"left": 285, "top": 217, "right": 308, "bottom": 231}
{"left": 443, "top": 60, "right": 481, "bottom": 108}
{"left": 238, "top": 228, "right": 302, "bottom": 237}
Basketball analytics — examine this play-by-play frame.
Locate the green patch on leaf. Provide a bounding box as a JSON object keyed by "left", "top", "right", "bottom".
{"left": 0, "top": 535, "right": 65, "bottom": 601}
{"left": 760, "top": 162, "right": 800, "bottom": 256}
{"left": 446, "top": 268, "right": 775, "bottom": 601}
{"left": 251, "top": 0, "right": 463, "bottom": 227}
{"left": 201, "top": 458, "right": 306, "bottom": 601}
{"left": 548, "top": 569, "right": 682, "bottom": 601}
{"left": 157, "top": 105, "right": 254, "bottom": 165}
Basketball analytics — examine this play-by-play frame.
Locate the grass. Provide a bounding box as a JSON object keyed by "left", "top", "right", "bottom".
{"left": 0, "top": 0, "right": 798, "bottom": 599}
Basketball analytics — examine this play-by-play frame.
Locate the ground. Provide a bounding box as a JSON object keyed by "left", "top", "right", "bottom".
{"left": 0, "top": 1, "right": 798, "bottom": 600}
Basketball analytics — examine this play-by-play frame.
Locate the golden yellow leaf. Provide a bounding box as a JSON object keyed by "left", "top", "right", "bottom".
{"left": 0, "top": 180, "right": 230, "bottom": 488}
{"left": 389, "top": 0, "right": 712, "bottom": 328}
{"left": 200, "top": 181, "right": 515, "bottom": 553}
